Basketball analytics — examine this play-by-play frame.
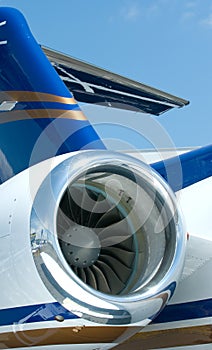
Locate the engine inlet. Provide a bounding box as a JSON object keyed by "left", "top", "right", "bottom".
{"left": 57, "top": 157, "right": 177, "bottom": 296}
{"left": 31, "top": 150, "right": 186, "bottom": 325}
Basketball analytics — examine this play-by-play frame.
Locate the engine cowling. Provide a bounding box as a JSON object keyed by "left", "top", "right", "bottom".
{"left": 30, "top": 150, "right": 186, "bottom": 325}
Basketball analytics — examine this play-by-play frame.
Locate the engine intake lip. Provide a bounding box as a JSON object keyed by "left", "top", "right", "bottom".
{"left": 30, "top": 150, "right": 186, "bottom": 325}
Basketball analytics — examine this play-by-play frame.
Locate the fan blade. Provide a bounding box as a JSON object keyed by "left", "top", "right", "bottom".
{"left": 84, "top": 267, "right": 97, "bottom": 289}
{"left": 99, "top": 254, "right": 132, "bottom": 284}
{"left": 72, "top": 266, "right": 78, "bottom": 274}
{"left": 95, "top": 205, "right": 123, "bottom": 228}
{"left": 90, "top": 264, "right": 111, "bottom": 294}
{"left": 115, "top": 236, "right": 134, "bottom": 252}
{"left": 65, "top": 186, "right": 82, "bottom": 224}
{"left": 87, "top": 193, "right": 112, "bottom": 227}
{"left": 98, "top": 218, "right": 132, "bottom": 247}
{"left": 95, "top": 260, "right": 125, "bottom": 294}
{"left": 101, "top": 247, "right": 135, "bottom": 268}
{"left": 77, "top": 267, "right": 87, "bottom": 284}
{"left": 76, "top": 185, "right": 96, "bottom": 226}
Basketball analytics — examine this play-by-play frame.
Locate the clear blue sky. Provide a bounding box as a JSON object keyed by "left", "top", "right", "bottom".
{"left": 1, "top": 0, "right": 212, "bottom": 150}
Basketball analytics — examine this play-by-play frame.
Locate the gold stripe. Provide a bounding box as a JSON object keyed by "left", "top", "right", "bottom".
{"left": 0, "top": 326, "right": 140, "bottom": 348}
{"left": 0, "top": 109, "right": 87, "bottom": 123}
{"left": 114, "top": 324, "right": 212, "bottom": 349}
{"left": 0, "top": 91, "right": 77, "bottom": 104}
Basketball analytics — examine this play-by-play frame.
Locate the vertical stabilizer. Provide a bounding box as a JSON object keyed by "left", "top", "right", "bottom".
{"left": 0, "top": 7, "right": 105, "bottom": 183}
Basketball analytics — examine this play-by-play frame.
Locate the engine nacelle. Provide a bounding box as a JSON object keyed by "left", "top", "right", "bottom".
{"left": 30, "top": 150, "right": 186, "bottom": 325}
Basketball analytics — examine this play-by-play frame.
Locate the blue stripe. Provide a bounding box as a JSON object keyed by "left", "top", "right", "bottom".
{"left": 0, "top": 101, "right": 81, "bottom": 112}
{"left": 153, "top": 298, "right": 212, "bottom": 324}
{"left": 1, "top": 298, "right": 211, "bottom": 327}
{"left": 151, "top": 144, "right": 212, "bottom": 191}
{"left": 0, "top": 302, "right": 78, "bottom": 327}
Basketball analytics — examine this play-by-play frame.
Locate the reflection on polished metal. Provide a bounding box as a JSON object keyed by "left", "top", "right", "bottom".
{"left": 30, "top": 150, "right": 186, "bottom": 325}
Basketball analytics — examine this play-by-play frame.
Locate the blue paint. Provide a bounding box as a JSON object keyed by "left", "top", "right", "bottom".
{"left": 153, "top": 298, "right": 212, "bottom": 324}
{"left": 0, "top": 7, "right": 105, "bottom": 184}
{"left": 149, "top": 282, "right": 177, "bottom": 321}
{"left": 0, "top": 118, "right": 105, "bottom": 183}
{"left": 1, "top": 298, "right": 211, "bottom": 327}
{"left": 0, "top": 7, "right": 71, "bottom": 97}
{"left": 0, "top": 302, "right": 78, "bottom": 327}
{"left": 151, "top": 144, "right": 212, "bottom": 191}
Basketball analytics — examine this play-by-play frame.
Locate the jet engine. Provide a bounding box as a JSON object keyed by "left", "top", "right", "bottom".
{"left": 30, "top": 150, "right": 186, "bottom": 325}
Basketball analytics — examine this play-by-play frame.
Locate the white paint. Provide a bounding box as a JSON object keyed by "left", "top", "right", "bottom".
{"left": 178, "top": 177, "right": 212, "bottom": 241}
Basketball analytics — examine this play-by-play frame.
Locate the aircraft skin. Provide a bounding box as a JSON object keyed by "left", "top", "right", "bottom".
{"left": 0, "top": 7, "right": 211, "bottom": 350}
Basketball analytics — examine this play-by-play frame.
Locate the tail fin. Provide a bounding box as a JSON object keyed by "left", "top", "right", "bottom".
{"left": 0, "top": 7, "right": 105, "bottom": 183}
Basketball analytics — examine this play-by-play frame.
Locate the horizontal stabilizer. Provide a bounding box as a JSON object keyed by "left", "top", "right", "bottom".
{"left": 151, "top": 144, "right": 212, "bottom": 191}
{"left": 43, "top": 47, "right": 189, "bottom": 116}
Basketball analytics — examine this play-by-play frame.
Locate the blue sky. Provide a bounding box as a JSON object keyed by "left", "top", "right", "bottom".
{"left": 1, "top": 0, "right": 212, "bottom": 150}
